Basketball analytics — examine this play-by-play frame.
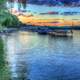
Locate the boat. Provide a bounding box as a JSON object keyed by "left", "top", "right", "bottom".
{"left": 48, "top": 30, "right": 73, "bottom": 37}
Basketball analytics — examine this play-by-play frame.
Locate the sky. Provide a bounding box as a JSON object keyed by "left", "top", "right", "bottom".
{"left": 7, "top": 0, "right": 80, "bottom": 26}
{"left": 27, "top": 0, "right": 80, "bottom": 6}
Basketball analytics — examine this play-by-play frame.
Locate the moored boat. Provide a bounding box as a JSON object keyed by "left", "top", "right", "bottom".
{"left": 48, "top": 30, "right": 73, "bottom": 37}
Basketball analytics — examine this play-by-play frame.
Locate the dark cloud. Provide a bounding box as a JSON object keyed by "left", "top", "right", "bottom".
{"left": 16, "top": 0, "right": 80, "bottom": 6}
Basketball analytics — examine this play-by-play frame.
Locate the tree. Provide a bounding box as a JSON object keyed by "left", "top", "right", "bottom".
{"left": 0, "top": 0, "right": 21, "bottom": 29}
{"left": 18, "top": 0, "right": 27, "bottom": 11}
{"left": 0, "top": 0, "right": 7, "bottom": 9}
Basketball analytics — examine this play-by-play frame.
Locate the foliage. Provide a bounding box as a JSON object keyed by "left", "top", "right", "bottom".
{"left": 0, "top": 0, "right": 21, "bottom": 29}
{"left": 2, "top": 11, "right": 20, "bottom": 26}
{"left": 0, "top": 0, "right": 6, "bottom": 4}
{"left": 0, "top": 10, "right": 21, "bottom": 29}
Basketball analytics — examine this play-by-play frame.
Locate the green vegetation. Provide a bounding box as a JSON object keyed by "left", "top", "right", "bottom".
{"left": 0, "top": 9, "right": 21, "bottom": 28}
{"left": 0, "top": 38, "right": 10, "bottom": 80}
{"left": 0, "top": 0, "right": 6, "bottom": 5}
{"left": 0, "top": 0, "right": 21, "bottom": 30}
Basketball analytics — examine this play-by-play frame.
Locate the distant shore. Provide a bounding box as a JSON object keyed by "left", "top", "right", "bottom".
{"left": 0, "top": 24, "right": 80, "bottom": 34}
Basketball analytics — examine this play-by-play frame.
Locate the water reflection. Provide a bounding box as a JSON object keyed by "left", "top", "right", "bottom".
{"left": 0, "top": 37, "right": 10, "bottom": 80}
{"left": 2, "top": 31, "right": 80, "bottom": 80}
{"left": 4, "top": 33, "right": 29, "bottom": 80}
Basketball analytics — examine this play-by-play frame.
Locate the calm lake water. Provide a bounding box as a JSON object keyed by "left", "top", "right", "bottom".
{"left": 1, "top": 31, "right": 80, "bottom": 80}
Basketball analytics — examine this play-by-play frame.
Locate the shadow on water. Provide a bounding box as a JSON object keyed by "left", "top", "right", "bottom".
{"left": 0, "top": 37, "right": 10, "bottom": 80}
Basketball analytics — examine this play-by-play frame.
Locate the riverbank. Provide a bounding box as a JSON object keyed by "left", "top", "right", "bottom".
{"left": 0, "top": 24, "right": 80, "bottom": 37}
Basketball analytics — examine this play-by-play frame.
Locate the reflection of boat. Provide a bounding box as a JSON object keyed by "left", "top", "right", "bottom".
{"left": 49, "top": 30, "right": 73, "bottom": 37}
{"left": 37, "top": 29, "right": 48, "bottom": 34}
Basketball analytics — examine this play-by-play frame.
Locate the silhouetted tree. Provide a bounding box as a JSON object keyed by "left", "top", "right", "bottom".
{"left": 18, "top": 0, "right": 27, "bottom": 11}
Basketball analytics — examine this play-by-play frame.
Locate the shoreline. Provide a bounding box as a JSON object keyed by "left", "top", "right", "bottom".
{"left": 0, "top": 25, "right": 80, "bottom": 33}
{"left": 0, "top": 25, "right": 80, "bottom": 37}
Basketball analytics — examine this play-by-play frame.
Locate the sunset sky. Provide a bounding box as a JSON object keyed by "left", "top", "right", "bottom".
{"left": 8, "top": 0, "right": 80, "bottom": 27}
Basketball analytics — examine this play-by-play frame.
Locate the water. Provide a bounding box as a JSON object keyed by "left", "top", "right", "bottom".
{"left": 1, "top": 1, "right": 80, "bottom": 80}
{"left": 0, "top": 38, "right": 10, "bottom": 80}
{"left": 1, "top": 31, "right": 80, "bottom": 80}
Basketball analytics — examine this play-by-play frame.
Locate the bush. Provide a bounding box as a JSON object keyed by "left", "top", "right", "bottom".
{"left": 0, "top": 9, "right": 21, "bottom": 29}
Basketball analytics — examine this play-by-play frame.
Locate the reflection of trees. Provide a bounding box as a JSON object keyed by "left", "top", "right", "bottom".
{"left": 15, "top": 60, "right": 28, "bottom": 80}
{"left": 11, "top": 55, "right": 29, "bottom": 79}
{"left": 0, "top": 38, "right": 10, "bottom": 80}
{"left": 6, "top": 36, "right": 29, "bottom": 80}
